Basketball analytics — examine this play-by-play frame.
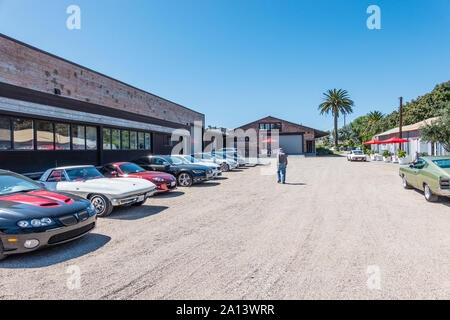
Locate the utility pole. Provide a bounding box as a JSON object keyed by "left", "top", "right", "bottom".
{"left": 399, "top": 97, "right": 403, "bottom": 150}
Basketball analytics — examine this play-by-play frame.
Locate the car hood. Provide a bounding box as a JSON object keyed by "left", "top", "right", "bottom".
{"left": 0, "top": 190, "right": 90, "bottom": 221}
{"left": 124, "top": 172, "right": 176, "bottom": 181}
{"left": 59, "top": 177, "right": 156, "bottom": 194}
{"left": 173, "top": 164, "right": 211, "bottom": 171}
{"left": 193, "top": 162, "right": 220, "bottom": 169}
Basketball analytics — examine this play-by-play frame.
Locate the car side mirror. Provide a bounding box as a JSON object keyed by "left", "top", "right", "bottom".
{"left": 111, "top": 171, "right": 118, "bottom": 176}
{"left": 409, "top": 164, "right": 414, "bottom": 168}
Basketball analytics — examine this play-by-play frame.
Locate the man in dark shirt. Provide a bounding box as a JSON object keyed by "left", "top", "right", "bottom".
{"left": 277, "top": 148, "right": 288, "bottom": 184}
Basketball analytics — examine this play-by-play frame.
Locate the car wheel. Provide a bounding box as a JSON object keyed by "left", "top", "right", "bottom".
{"left": 177, "top": 172, "right": 193, "bottom": 187}
{"left": 0, "top": 240, "right": 6, "bottom": 261}
{"left": 424, "top": 184, "right": 438, "bottom": 202}
{"left": 222, "top": 163, "right": 230, "bottom": 172}
{"left": 89, "top": 194, "right": 113, "bottom": 217}
{"left": 402, "top": 176, "right": 412, "bottom": 189}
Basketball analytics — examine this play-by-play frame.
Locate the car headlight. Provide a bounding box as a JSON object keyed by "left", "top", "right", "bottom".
{"left": 152, "top": 177, "right": 165, "bottom": 182}
{"left": 17, "top": 220, "right": 30, "bottom": 228}
{"left": 17, "top": 217, "right": 54, "bottom": 228}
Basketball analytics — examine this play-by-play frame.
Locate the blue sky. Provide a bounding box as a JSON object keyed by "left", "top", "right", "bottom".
{"left": 0, "top": 0, "right": 449, "bottom": 131}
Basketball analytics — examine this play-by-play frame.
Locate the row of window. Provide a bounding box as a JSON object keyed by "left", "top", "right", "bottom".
{"left": 259, "top": 122, "right": 282, "bottom": 131}
{"left": 102, "top": 128, "right": 151, "bottom": 150}
{"left": 0, "top": 117, "right": 97, "bottom": 151}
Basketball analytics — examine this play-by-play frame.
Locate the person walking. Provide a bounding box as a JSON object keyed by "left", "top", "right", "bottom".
{"left": 277, "top": 148, "right": 288, "bottom": 184}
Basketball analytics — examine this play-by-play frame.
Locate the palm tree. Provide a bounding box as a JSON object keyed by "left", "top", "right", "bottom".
{"left": 318, "top": 89, "right": 354, "bottom": 150}
{"left": 367, "top": 111, "right": 384, "bottom": 124}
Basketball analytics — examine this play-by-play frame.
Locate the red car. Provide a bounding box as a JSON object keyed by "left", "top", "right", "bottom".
{"left": 100, "top": 162, "right": 177, "bottom": 193}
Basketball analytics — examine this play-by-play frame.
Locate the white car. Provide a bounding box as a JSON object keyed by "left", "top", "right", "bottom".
{"left": 217, "top": 149, "right": 257, "bottom": 167}
{"left": 347, "top": 150, "right": 367, "bottom": 162}
{"left": 194, "top": 153, "right": 238, "bottom": 172}
{"left": 39, "top": 165, "right": 156, "bottom": 217}
{"left": 172, "top": 155, "right": 222, "bottom": 178}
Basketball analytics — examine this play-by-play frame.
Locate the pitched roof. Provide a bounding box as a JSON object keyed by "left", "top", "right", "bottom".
{"left": 374, "top": 117, "right": 440, "bottom": 138}
{"left": 235, "top": 115, "right": 328, "bottom": 138}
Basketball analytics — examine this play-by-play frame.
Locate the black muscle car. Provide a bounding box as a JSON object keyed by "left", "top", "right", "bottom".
{"left": 133, "top": 155, "right": 213, "bottom": 187}
{"left": 0, "top": 170, "right": 97, "bottom": 260}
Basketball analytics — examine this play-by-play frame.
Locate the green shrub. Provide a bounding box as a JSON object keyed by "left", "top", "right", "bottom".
{"left": 397, "top": 149, "right": 407, "bottom": 158}
{"left": 382, "top": 150, "right": 391, "bottom": 158}
{"left": 316, "top": 147, "right": 334, "bottom": 156}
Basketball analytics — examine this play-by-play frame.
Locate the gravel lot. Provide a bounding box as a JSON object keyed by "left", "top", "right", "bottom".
{"left": 1, "top": 156, "right": 449, "bottom": 300}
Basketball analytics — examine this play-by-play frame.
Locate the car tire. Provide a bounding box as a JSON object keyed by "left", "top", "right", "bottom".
{"left": 0, "top": 240, "right": 6, "bottom": 261}
{"left": 89, "top": 194, "right": 113, "bottom": 217}
{"left": 424, "top": 184, "right": 438, "bottom": 202}
{"left": 222, "top": 163, "right": 230, "bottom": 172}
{"left": 402, "top": 176, "right": 412, "bottom": 189}
{"left": 177, "top": 172, "right": 193, "bottom": 187}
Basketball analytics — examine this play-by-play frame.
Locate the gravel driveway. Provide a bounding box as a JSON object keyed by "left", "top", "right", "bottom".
{"left": 1, "top": 156, "right": 449, "bottom": 299}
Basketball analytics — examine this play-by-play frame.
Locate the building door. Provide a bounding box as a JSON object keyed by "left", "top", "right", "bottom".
{"left": 306, "top": 140, "right": 314, "bottom": 154}
{"left": 279, "top": 135, "right": 303, "bottom": 154}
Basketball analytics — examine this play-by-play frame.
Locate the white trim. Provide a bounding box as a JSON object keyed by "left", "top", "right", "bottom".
{"left": 0, "top": 97, "right": 176, "bottom": 134}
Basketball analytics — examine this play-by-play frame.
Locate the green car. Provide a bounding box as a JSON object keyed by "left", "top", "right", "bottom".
{"left": 399, "top": 156, "right": 450, "bottom": 202}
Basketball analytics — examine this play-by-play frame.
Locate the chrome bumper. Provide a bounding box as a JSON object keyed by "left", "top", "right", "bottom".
{"left": 111, "top": 189, "right": 157, "bottom": 206}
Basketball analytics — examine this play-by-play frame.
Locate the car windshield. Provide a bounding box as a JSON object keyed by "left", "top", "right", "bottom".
{"left": 172, "top": 156, "right": 190, "bottom": 164}
{"left": 353, "top": 151, "right": 363, "bottom": 154}
{"left": 66, "top": 167, "right": 104, "bottom": 181}
{"left": 164, "top": 156, "right": 184, "bottom": 165}
{"left": 119, "top": 163, "right": 145, "bottom": 174}
{"left": 0, "top": 174, "right": 42, "bottom": 196}
{"left": 433, "top": 159, "right": 450, "bottom": 168}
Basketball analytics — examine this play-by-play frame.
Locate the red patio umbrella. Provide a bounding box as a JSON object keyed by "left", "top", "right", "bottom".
{"left": 363, "top": 139, "right": 382, "bottom": 145}
{"left": 381, "top": 137, "right": 410, "bottom": 144}
{"left": 262, "top": 138, "right": 277, "bottom": 143}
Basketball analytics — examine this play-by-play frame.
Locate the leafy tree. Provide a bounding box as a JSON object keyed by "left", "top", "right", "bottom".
{"left": 420, "top": 104, "right": 450, "bottom": 152}
{"left": 318, "top": 89, "right": 354, "bottom": 150}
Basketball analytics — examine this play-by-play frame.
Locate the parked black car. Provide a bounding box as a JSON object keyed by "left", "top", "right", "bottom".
{"left": 0, "top": 170, "right": 97, "bottom": 260}
{"left": 133, "top": 155, "right": 213, "bottom": 187}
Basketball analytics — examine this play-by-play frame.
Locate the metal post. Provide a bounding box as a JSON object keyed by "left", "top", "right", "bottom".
{"left": 399, "top": 97, "right": 403, "bottom": 151}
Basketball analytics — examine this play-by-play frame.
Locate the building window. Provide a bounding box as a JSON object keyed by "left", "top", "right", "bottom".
{"left": 0, "top": 117, "right": 11, "bottom": 150}
{"left": 55, "top": 123, "right": 70, "bottom": 150}
{"left": 259, "top": 123, "right": 265, "bottom": 130}
{"left": 111, "top": 129, "right": 121, "bottom": 150}
{"left": 138, "top": 132, "right": 145, "bottom": 150}
{"left": 36, "top": 120, "right": 54, "bottom": 150}
{"left": 103, "top": 128, "right": 111, "bottom": 150}
{"left": 145, "top": 133, "right": 151, "bottom": 150}
{"left": 86, "top": 126, "right": 97, "bottom": 150}
{"left": 72, "top": 125, "right": 86, "bottom": 150}
{"left": 121, "top": 130, "right": 130, "bottom": 150}
{"left": 130, "top": 131, "right": 137, "bottom": 150}
{"left": 13, "top": 118, "right": 34, "bottom": 150}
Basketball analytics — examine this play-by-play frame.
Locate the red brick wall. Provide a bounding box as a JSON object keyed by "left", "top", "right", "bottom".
{"left": 0, "top": 35, "right": 204, "bottom": 126}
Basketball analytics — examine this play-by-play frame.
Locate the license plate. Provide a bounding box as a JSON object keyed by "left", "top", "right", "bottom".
{"left": 137, "top": 195, "right": 145, "bottom": 202}
{"left": 171, "top": 181, "right": 176, "bottom": 186}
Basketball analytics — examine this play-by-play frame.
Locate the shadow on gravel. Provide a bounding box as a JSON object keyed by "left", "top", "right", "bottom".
{"left": 412, "top": 189, "right": 450, "bottom": 206}
{"left": 214, "top": 177, "right": 228, "bottom": 180}
{"left": 154, "top": 191, "right": 185, "bottom": 198}
{"left": 228, "top": 169, "right": 244, "bottom": 172}
{"left": 316, "top": 154, "right": 344, "bottom": 157}
{"left": 105, "top": 205, "right": 168, "bottom": 220}
{"left": 0, "top": 233, "right": 110, "bottom": 269}
{"left": 192, "top": 182, "right": 220, "bottom": 188}
{"left": 283, "top": 182, "right": 307, "bottom": 186}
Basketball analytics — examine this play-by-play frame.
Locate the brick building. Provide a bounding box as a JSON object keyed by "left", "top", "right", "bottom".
{"left": 0, "top": 34, "right": 204, "bottom": 173}
{"left": 236, "top": 116, "right": 328, "bottom": 155}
